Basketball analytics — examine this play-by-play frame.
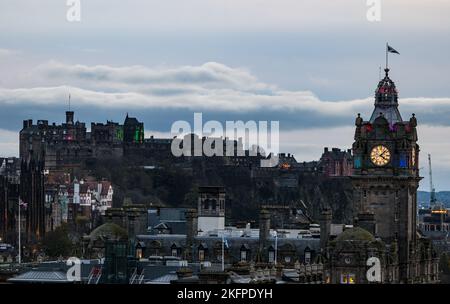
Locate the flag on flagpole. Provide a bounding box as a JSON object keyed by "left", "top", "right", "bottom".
{"left": 223, "top": 236, "right": 228, "bottom": 248}
{"left": 385, "top": 43, "right": 400, "bottom": 69}
{"left": 387, "top": 45, "right": 400, "bottom": 54}
{"left": 19, "top": 198, "right": 27, "bottom": 209}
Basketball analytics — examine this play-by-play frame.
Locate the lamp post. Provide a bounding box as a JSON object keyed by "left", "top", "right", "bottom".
{"left": 274, "top": 231, "right": 278, "bottom": 266}
{"left": 221, "top": 234, "right": 224, "bottom": 271}
{"left": 18, "top": 197, "right": 21, "bottom": 265}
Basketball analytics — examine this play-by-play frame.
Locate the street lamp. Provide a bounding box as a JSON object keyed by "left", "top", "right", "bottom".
{"left": 274, "top": 231, "right": 278, "bottom": 266}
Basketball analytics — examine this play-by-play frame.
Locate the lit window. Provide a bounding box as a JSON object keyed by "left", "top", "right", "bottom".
{"left": 399, "top": 155, "right": 407, "bottom": 168}
{"left": 198, "top": 249, "right": 205, "bottom": 261}
{"left": 348, "top": 274, "right": 356, "bottom": 284}
{"left": 340, "top": 273, "right": 356, "bottom": 284}
{"left": 354, "top": 157, "right": 362, "bottom": 169}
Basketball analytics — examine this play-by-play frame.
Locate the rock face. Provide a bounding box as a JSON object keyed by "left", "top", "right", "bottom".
{"left": 87, "top": 157, "right": 354, "bottom": 225}
{"left": 190, "top": 162, "right": 354, "bottom": 224}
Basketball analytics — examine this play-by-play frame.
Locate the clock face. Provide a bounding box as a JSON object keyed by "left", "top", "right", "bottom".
{"left": 370, "top": 145, "right": 391, "bottom": 166}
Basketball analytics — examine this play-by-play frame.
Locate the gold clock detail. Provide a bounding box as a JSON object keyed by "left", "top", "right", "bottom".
{"left": 370, "top": 145, "right": 391, "bottom": 166}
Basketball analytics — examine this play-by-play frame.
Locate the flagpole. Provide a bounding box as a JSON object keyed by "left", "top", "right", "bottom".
{"left": 18, "top": 197, "right": 21, "bottom": 265}
{"left": 274, "top": 231, "right": 278, "bottom": 266}
{"left": 221, "top": 235, "right": 224, "bottom": 271}
{"left": 386, "top": 42, "right": 388, "bottom": 70}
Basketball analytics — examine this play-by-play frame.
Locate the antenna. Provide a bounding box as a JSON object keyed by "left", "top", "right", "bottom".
{"left": 428, "top": 154, "right": 437, "bottom": 208}
{"left": 69, "top": 93, "right": 71, "bottom": 111}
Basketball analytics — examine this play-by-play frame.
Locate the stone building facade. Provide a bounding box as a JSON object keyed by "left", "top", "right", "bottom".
{"left": 322, "top": 67, "right": 440, "bottom": 284}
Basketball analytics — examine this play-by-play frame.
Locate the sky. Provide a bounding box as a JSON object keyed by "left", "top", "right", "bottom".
{"left": 1, "top": 0, "right": 450, "bottom": 190}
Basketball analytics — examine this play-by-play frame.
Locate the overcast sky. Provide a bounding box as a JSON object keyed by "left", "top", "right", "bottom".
{"left": 1, "top": 0, "right": 450, "bottom": 190}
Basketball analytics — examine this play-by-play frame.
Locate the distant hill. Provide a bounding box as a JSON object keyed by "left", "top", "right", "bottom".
{"left": 418, "top": 191, "right": 450, "bottom": 207}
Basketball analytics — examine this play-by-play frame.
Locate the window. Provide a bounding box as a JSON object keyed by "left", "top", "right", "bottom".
{"left": 240, "top": 250, "right": 247, "bottom": 262}
{"left": 340, "top": 273, "right": 356, "bottom": 284}
{"left": 198, "top": 249, "right": 205, "bottom": 261}
{"left": 284, "top": 256, "right": 291, "bottom": 263}
{"left": 399, "top": 155, "right": 407, "bottom": 168}
{"left": 268, "top": 250, "right": 275, "bottom": 263}
{"left": 171, "top": 248, "right": 178, "bottom": 257}
{"left": 354, "top": 157, "right": 362, "bottom": 169}
{"left": 304, "top": 251, "right": 311, "bottom": 264}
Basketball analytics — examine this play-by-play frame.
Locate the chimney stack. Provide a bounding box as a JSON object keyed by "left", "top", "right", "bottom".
{"left": 185, "top": 209, "right": 198, "bottom": 261}
{"left": 259, "top": 209, "right": 271, "bottom": 251}
{"left": 319, "top": 208, "right": 332, "bottom": 250}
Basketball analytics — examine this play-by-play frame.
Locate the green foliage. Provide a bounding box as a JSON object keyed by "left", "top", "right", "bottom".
{"left": 42, "top": 224, "right": 73, "bottom": 258}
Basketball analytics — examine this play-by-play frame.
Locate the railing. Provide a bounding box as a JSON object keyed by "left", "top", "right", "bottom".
{"left": 87, "top": 266, "right": 102, "bottom": 284}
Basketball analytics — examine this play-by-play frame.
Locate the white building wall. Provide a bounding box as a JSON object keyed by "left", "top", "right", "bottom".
{"left": 198, "top": 216, "right": 225, "bottom": 235}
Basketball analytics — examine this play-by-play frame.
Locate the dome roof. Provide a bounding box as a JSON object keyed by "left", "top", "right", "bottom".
{"left": 370, "top": 68, "right": 403, "bottom": 125}
{"left": 89, "top": 223, "right": 128, "bottom": 241}
{"left": 335, "top": 227, "right": 375, "bottom": 243}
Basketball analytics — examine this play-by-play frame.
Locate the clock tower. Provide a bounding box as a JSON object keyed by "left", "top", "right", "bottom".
{"left": 352, "top": 68, "right": 420, "bottom": 282}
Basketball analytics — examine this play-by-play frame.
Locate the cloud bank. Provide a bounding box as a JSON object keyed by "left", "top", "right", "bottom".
{"left": 1, "top": 61, "right": 449, "bottom": 128}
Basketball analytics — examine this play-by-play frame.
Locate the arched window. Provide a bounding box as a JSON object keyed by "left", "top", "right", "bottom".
{"left": 198, "top": 243, "right": 208, "bottom": 262}
{"left": 304, "top": 247, "right": 311, "bottom": 264}
{"left": 240, "top": 244, "right": 250, "bottom": 262}
{"left": 268, "top": 246, "right": 276, "bottom": 263}
{"left": 170, "top": 243, "right": 180, "bottom": 257}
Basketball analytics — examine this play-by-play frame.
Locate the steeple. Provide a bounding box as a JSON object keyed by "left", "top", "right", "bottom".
{"left": 369, "top": 68, "right": 403, "bottom": 124}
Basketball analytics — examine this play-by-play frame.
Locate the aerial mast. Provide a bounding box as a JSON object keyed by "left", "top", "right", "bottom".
{"left": 428, "top": 154, "right": 437, "bottom": 208}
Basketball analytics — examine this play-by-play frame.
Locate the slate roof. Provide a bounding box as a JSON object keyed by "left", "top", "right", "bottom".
{"left": 8, "top": 270, "right": 69, "bottom": 283}
{"left": 146, "top": 272, "right": 178, "bottom": 284}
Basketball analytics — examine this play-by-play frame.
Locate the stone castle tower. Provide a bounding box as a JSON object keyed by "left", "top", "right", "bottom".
{"left": 351, "top": 68, "right": 421, "bottom": 282}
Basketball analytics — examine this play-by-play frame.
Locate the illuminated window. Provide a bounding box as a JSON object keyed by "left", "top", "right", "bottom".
{"left": 399, "top": 155, "right": 407, "bottom": 168}
{"left": 348, "top": 274, "right": 356, "bottom": 284}
{"left": 354, "top": 157, "right": 362, "bottom": 169}
{"left": 198, "top": 249, "right": 205, "bottom": 261}
{"left": 340, "top": 273, "right": 356, "bottom": 284}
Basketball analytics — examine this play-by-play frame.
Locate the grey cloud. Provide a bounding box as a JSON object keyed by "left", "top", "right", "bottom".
{"left": 1, "top": 62, "right": 450, "bottom": 130}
